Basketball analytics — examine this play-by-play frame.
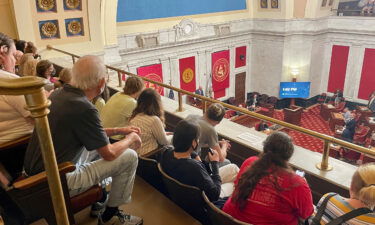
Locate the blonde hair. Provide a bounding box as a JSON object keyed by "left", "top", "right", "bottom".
{"left": 59, "top": 68, "right": 72, "bottom": 84}
{"left": 123, "top": 76, "right": 144, "bottom": 95}
{"left": 351, "top": 163, "right": 375, "bottom": 208}
{"left": 18, "top": 53, "right": 37, "bottom": 76}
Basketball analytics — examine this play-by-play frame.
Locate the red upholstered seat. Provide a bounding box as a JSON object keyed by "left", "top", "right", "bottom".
{"left": 353, "top": 126, "right": 370, "bottom": 146}
{"left": 224, "top": 110, "right": 236, "bottom": 119}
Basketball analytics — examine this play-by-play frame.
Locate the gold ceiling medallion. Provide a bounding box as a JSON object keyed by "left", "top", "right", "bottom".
{"left": 38, "top": 0, "right": 55, "bottom": 11}
{"left": 41, "top": 22, "right": 58, "bottom": 38}
{"left": 65, "top": 0, "right": 80, "bottom": 9}
{"left": 271, "top": 0, "right": 278, "bottom": 8}
{"left": 67, "top": 20, "right": 82, "bottom": 35}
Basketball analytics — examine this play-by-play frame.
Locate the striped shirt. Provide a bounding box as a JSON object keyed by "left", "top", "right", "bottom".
{"left": 312, "top": 193, "right": 375, "bottom": 225}
{"left": 130, "top": 113, "right": 170, "bottom": 155}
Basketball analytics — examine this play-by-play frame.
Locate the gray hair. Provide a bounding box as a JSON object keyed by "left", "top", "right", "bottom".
{"left": 71, "top": 55, "right": 106, "bottom": 90}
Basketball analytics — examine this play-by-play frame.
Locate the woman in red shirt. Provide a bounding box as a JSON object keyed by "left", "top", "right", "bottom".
{"left": 223, "top": 131, "right": 313, "bottom": 225}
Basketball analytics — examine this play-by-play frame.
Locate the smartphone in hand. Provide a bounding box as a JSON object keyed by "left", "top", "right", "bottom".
{"left": 296, "top": 170, "right": 305, "bottom": 177}
{"left": 208, "top": 148, "right": 213, "bottom": 155}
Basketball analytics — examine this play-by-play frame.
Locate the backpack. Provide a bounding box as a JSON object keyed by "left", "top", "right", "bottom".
{"left": 309, "top": 193, "right": 372, "bottom": 225}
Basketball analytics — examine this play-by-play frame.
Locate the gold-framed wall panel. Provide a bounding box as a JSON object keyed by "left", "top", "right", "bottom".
{"left": 257, "top": 0, "right": 281, "bottom": 11}
{"left": 31, "top": 0, "right": 90, "bottom": 46}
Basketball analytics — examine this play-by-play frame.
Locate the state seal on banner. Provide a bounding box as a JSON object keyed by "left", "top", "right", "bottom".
{"left": 145, "top": 73, "right": 163, "bottom": 95}
{"left": 213, "top": 58, "right": 229, "bottom": 82}
{"left": 182, "top": 68, "right": 194, "bottom": 84}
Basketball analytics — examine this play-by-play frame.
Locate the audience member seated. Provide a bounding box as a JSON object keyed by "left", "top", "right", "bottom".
{"left": 160, "top": 119, "right": 239, "bottom": 201}
{"left": 54, "top": 68, "right": 72, "bottom": 88}
{"left": 334, "top": 100, "right": 346, "bottom": 113}
{"left": 186, "top": 103, "right": 231, "bottom": 165}
{"left": 246, "top": 94, "right": 258, "bottom": 110}
{"left": 130, "top": 88, "right": 171, "bottom": 156}
{"left": 102, "top": 76, "right": 144, "bottom": 140}
{"left": 18, "top": 53, "right": 37, "bottom": 76}
{"left": 15, "top": 39, "right": 27, "bottom": 53}
{"left": 256, "top": 121, "right": 269, "bottom": 132}
{"left": 92, "top": 84, "right": 109, "bottom": 117}
{"left": 223, "top": 132, "right": 314, "bottom": 225}
{"left": 0, "top": 33, "right": 34, "bottom": 145}
{"left": 342, "top": 107, "right": 351, "bottom": 122}
{"left": 310, "top": 163, "right": 375, "bottom": 224}
{"left": 333, "top": 89, "right": 343, "bottom": 106}
{"left": 24, "top": 41, "right": 39, "bottom": 59}
{"left": 342, "top": 112, "right": 357, "bottom": 143}
{"left": 35, "top": 60, "right": 55, "bottom": 91}
{"left": 23, "top": 55, "right": 143, "bottom": 225}
{"left": 195, "top": 85, "right": 204, "bottom": 104}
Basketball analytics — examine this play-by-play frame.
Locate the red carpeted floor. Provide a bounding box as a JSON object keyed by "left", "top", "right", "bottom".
{"left": 274, "top": 104, "right": 334, "bottom": 153}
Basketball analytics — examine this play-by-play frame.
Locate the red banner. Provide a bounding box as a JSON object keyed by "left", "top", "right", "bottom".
{"left": 179, "top": 56, "right": 196, "bottom": 92}
{"left": 235, "top": 46, "right": 247, "bottom": 68}
{"left": 212, "top": 50, "right": 230, "bottom": 92}
{"left": 137, "top": 64, "right": 164, "bottom": 96}
{"left": 214, "top": 89, "right": 226, "bottom": 99}
{"left": 358, "top": 48, "right": 375, "bottom": 100}
{"left": 327, "top": 45, "right": 349, "bottom": 93}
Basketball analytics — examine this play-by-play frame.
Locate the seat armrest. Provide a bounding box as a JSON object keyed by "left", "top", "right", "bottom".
{"left": 13, "top": 162, "right": 75, "bottom": 190}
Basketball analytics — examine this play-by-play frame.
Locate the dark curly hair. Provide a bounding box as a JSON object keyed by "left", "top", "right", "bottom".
{"left": 231, "top": 131, "right": 294, "bottom": 210}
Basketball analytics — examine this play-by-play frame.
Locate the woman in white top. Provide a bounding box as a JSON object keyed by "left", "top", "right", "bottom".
{"left": 130, "top": 88, "right": 171, "bottom": 155}
{"left": 0, "top": 32, "right": 34, "bottom": 144}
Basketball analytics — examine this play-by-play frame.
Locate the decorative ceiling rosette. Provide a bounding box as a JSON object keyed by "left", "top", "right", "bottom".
{"left": 39, "top": 20, "right": 60, "bottom": 39}
{"left": 36, "top": 0, "right": 56, "bottom": 12}
{"left": 65, "top": 18, "right": 84, "bottom": 36}
{"left": 64, "top": 0, "right": 82, "bottom": 10}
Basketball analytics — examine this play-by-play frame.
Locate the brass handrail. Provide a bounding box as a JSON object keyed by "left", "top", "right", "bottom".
{"left": 47, "top": 46, "right": 375, "bottom": 171}
{"left": 0, "top": 75, "right": 69, "bottom": 225}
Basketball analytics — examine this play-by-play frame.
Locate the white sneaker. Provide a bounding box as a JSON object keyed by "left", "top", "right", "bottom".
{"left": 98, "top": 210, "right": 143, "bottom": 225}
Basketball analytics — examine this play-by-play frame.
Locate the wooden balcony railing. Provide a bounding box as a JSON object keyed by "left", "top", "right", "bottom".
{"left": 47, "top": 45, "right": 375, "bottom": 171}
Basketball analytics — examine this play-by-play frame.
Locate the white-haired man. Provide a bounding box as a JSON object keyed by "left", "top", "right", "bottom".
{"left": 24, "top": 55, "right": 143, "bottom": 225}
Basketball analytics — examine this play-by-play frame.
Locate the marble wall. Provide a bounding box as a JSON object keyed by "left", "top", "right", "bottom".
{"left": 103, "top": 16, "right": 375, "bottom": 103}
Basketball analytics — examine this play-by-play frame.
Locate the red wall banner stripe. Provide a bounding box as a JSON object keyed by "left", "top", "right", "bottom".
{"left": 137, "top": 64, "right": 164, "bottom": 96}
{"left": 212, "top": 50, "right": 230, "bottom": 92}
{"left": 179, "top": 56, "right": 196, "bottom": 92}
{"left": 358, "top": 48, "right": 375, "bottom": 100}
{"left": 327, "top": 45, "right": 350, "bottom": 94}
{"left": 235, "top": 46, "right": 246, "bottom": 68}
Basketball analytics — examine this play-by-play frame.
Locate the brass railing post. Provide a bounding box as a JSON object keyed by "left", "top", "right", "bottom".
{"left": 0, "top": 76, "right": 69, "bottom": 225}
{"left": 117, "top": 71, "right": 122, "bottom": 87}
{"left": 177, "top": 92, "right": 183, "bottom": 112}
{"left": 316, "top": 140, "right": 333, "bottom": 171}
{"left": 203, "top": 101, "right": 207, "bottom": 114}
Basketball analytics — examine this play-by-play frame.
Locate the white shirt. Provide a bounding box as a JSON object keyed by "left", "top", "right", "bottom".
{"left": 0, "top": 70, "right": 34, "bottom": 144}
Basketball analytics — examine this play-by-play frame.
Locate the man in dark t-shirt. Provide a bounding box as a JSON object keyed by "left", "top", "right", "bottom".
{"left": 24, "top": 56, "right": 143, "bottom": 225}
{"left": 160, "top": 120, "right": 222, "bottom": 202}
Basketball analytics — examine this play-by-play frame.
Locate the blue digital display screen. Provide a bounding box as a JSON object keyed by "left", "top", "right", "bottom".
{"left": 279, "top": 82, "right": 311, "bottom": 99}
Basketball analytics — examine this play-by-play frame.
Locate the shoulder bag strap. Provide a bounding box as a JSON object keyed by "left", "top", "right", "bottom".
{"left": 326, "top": 207, "right": 372, "bottom": 225}
{"left": 310, "top": 193, "right": 337, "bottom": 225}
